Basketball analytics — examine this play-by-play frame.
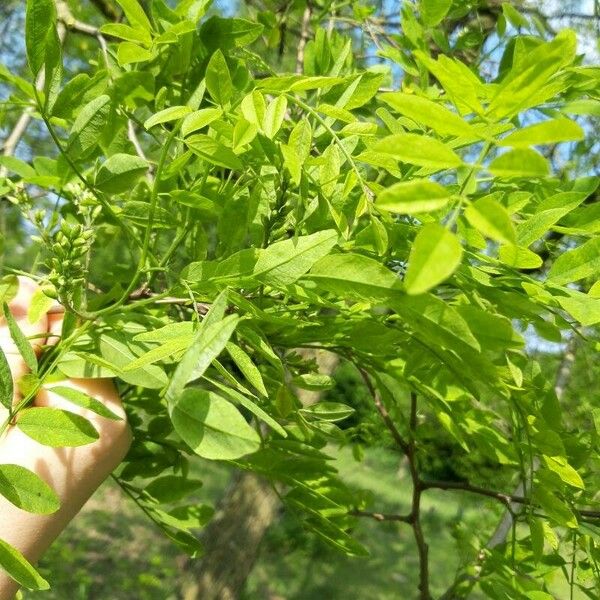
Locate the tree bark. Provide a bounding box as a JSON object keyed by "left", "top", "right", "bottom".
{"left": 182, "top": 471, "right": 280, "bottom": 600}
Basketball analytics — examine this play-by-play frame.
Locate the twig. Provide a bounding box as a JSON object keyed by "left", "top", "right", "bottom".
{"left": 350, "top": 509, "right": 412, "bottom": 524}
{"left": 421, "top": 478, "right": 600, "bottom": 521}
{"left": 408, "top": 392, "right": 430, "bottom": 600}
{"left": 56, "top": 0, "right": 100, "bottom": 36}
{"left": 127, "top": 120, "right": 148, "bottom": 162}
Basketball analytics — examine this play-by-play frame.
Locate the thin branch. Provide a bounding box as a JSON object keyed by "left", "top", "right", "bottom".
{"left": 350, "top": 509, "right": 412, "bottom": 524}
{"left": 421, "top": 479, "right": 524, "bottom": 506}
{"left": 127, "top": 119, "right": 149, "bottom": 162}
{"left": 56, "top": 0, "right": 100, "bottom": 36}
{"left": 408, "top": 392, "right": 430, "bottom": 600}
{"left": 421, "top": 478, "right": 600, "bottom": 522}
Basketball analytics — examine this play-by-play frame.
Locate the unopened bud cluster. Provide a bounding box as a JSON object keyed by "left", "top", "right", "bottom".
{"left": 47, "top": 221, "right": 95, "bottom": 303}
{"left": 63, "top": 182, "right": 102, "bottom": 221}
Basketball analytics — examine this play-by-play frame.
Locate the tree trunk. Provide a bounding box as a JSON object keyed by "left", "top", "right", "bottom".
{"left": 182, "top": 471, "right": 279, "bottom": 600}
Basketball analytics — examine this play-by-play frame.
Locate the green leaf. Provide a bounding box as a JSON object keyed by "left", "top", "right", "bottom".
{"left": 95, "top": 153, "right": 149, "bottom": 194}
{"left": 300, "top": 402, "right": 354, "bottom": 422}
{"left": 464, "top": 196, "right": 515, "bottom": 244}
{"left": 534, "top": 487, "right": 577, "bottom": 529}
{"left": 240, "top": 90, "right": 266, "bottom": 129}
{"left": 0, "top": 464, "right": 60, "bottom": 514}
{"left": 27, "top": 288, "right": 54, "bottom": 325}
{"left": 555, "top": 291, "right": 600, "bottom": 327}
{"left": 488, "top": 148, "right": 549, "bottom": 178}
{"left": 498, "top": 245, "right": 543, "bottom": 269}
{"left": 517, "top": 191, "right": 587, "bottom": 247}
{"left": 185, "top": 135, "right": 243, "bottom": 170}
{"left": 0, "top": 276, "right": 19, "bottom": 305}
{"left": 415, "top": 51, "right": 483, "bottom": 115}
{"left": 307, "top": 253, "right": 400, "bottom": 300}
{"left": 500, "top": 118, "right": 584, "bottom": 147}
{"left": 376, "top": 179, "right": 451, "bottom": 214}
{"left": 66, "top": 95, "right": 111, "bottom": 159}
{"left": 165, "top": 307, "right": 239, "bottom": 407}
{"left": 487, "top": 31, "right": 576, "bottom": 119}
{"left": 100, "top": 333, "right": 168, "bottom": 389}
{"left": 181, "top": 108, "right": 223, "bottom": 137}
{"left": 206, "top": 377, "right": 287, "bottom": 437}
{"left": 0, "top": 347, "right": 14, "bottom": 410}
{"left": 115, "top": 0, "right": 152, "bottom": 31}
{"left": 226, "top": 343, "right": 268, "bottom": 397}
{"left": 25, "top": 0, "right": 56, "bottom": 76}
{"left": 0, "top": 157, "right": 36, "bottom": 179}
{"left": 122, "top": 336, "right": 192, "bottom": 371}
{"left": 373, "top": 134, "right": 463, "bottom": 169}
{"left": 0, "top": 538, "right": 49, "bottom": 591}
{"left": 547, "top": 237, "right": 600, "bottom": 285}
{"left": 502, "top": 3, "right": 528, "bottom": 28}
{"left": 134, "top": 321, "right": 194, "bottom": 343}
{"left": 99, "top": 23, "right": 152, "bottom": 46}
{"left": 542, "top": 455, "right": 584, "bottom": 489}
{"left": 254, "top": 230, "right": 338, "bottom": 287}
{"left": 404, "top": 224, "right": 463, "bottom": 295}
{"left": 2, "top": 302, "right": 37, "bottom": 374}
{"left": 200, "top": 16, "right": 264, "bottom": 50}
{"left": 16, "top": 407, "right": 99, "bottom": 447}
{"left": 262, "top": 96, "right": 288, "bottom": 139}
{"left": 205, "top": 50, "right": 233, "bottom": 105}
{"left": 529, "top": 518, "right": 544, "bottom": 563}
{"left": 292, "top": 373, "right": 335, "bottom": 391}
{"left": 171, "top": 389, "right": 261, "bottom": 460}
{"left": 48, "top": 385, "right": 123, "bottom": 420}
{"left": 145, "top": 476, "right": 203, "bottom": 503}
{"left": 144, "top": 105, "right": 192, "bottom": 130}
{"left": 117, "top": 41, "right": 155, "bottom": 65}
{"left": 393, "top": 294, "right": 481, "bottom": 353}
{"left": 379, "top": 92, "right": 476, "bottom": 137}
{"left": 233, "top": 119, "right": 258, "bottom": 150}
{"left": 420, "top": 0, "right": 452, "bottom": 26}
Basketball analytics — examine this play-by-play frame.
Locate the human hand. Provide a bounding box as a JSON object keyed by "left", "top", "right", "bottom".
{"left": 0, "top": 277, "right": 131, "bottom": 599}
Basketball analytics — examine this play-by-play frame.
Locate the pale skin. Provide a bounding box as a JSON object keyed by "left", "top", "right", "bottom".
{"left": 0, "top": 277, "right": 132, "bottom": 600}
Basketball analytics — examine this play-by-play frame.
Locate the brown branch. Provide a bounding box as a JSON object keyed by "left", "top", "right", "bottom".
{"left": 421, "top": 479, "right": 600, "bottom": 522}
{"left": 350, "top": 509, "right": 412, "bottom": 524}
{"left": 408, "top": 392, "right": 430, "bottom": 600}
{"left": 357, "top": 371, "right": 429, "bottom": 597}
{"left": 421, "top": 479, "right": 525, "bottom": 505}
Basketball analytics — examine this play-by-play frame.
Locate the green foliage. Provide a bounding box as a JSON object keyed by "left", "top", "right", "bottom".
{"left": 0, "top": 464, "right": 60, "bottom": 515}
{"left": 0, "top": 0, "right": 599, "bottom": 597}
